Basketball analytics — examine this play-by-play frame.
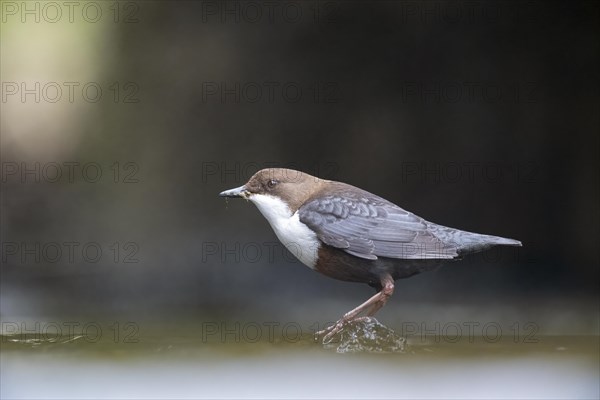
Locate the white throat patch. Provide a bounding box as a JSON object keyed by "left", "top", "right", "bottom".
{"left": 249, "top": 194, "right": 320, "bottom": 269}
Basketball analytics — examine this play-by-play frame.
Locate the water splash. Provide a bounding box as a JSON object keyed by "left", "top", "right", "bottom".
{"left": 320, "top": 317, "right": 407, "bottom": 353}
{"left": 1, "top": 334, "right": 85, "bottom": 348}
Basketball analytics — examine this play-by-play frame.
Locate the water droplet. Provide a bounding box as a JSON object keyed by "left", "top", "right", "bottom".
{"left": 320, "top": 317, "right": 407, "bottom": 353}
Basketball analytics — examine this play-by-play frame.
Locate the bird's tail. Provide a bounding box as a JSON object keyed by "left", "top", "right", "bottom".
{"left": 487, "top": 235, "right": 522, "bottom": 247}
{"left": 455, "top": 231, "right": 522, "bottom": 254}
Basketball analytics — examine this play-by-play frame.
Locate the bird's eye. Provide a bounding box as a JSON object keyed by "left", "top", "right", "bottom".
{"left": 267, "top": 179, "right": 278, "bottom": 189}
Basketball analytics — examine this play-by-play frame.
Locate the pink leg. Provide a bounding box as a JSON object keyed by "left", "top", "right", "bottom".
{"left": 317, "top": 275, "right": 395, "bottom": 342}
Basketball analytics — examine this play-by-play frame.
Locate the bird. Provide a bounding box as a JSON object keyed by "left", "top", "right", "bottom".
{"left": 219, "top": 168, "right": 522, "bottom": 341}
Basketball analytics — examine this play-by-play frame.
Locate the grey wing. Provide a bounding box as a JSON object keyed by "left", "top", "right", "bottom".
{"left": 298, "top": 192, "right": 459, "bottom": 260}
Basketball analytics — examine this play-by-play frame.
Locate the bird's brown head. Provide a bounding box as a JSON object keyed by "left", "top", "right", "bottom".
{"left": 219, "top": 168, "right": 326, "bottom": 212}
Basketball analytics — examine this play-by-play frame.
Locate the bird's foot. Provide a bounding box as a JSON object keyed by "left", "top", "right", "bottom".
{"left": 315, "top": 320, "right": 345, "bottom": 344}
{"left": 315, "top": 316, "right": 370, "bottom": 344}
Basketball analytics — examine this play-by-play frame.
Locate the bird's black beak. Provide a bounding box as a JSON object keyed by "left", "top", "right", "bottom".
{"left": 219, "top": 185, "right": 249, "bottom": 199}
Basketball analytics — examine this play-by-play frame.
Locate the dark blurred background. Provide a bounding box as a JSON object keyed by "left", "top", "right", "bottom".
{"left": 1, "top": 1, "right": 598, "bottom": 332}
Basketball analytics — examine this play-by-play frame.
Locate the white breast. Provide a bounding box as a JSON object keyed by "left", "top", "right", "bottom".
{"left": 249, "top": 194, "right": 320, "bottom": 269}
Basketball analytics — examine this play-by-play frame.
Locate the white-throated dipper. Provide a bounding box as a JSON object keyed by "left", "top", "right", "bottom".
{"left": 219, "top": 168, "right": 522, "bottom": 340}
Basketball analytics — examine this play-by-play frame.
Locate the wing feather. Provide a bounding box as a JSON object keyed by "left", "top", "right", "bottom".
{"left": 299, "top": 186, "right": 458, "bottom": 260}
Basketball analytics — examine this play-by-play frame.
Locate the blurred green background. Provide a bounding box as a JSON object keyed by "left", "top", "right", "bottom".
{"left": 1, "top": 1, "right": 599, "bottom": 398}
